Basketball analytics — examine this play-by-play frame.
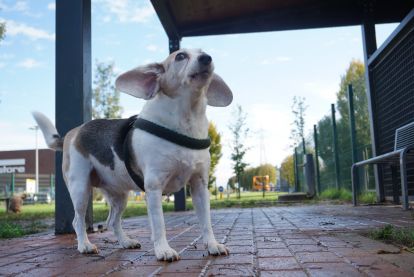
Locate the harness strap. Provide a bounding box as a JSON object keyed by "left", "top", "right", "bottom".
{"left": 134, "top": 118, "right": 211, "bottom": 150}
{"left": 123, "top": 129, "right": 145, "bottom": 191}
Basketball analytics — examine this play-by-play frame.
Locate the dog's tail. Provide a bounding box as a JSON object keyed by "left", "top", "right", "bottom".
{"left": 32, "top": 111, "right": 63, "bottom": 151}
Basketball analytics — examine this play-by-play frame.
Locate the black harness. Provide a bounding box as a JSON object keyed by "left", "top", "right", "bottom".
{"left": 123, "top": 117, "right": 211, "bottom": 191}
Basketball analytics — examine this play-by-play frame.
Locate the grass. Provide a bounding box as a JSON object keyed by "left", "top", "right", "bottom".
{"left": 318, "top": 188, "right": 376, "bottom": 204}
{"left": 369, "top": 224, "right": 414, "bottom": 252}
{"left": 359, "top": 191, "right": 377, "bottom": 204}
{"left": 0, "top": 221, "right": 49, "bottom": 239}
{"left": 319, "top": 188, "right": 352, "bottom": 201}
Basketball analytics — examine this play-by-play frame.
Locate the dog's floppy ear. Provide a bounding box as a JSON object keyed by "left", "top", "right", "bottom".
{"left": 206, "top": 73, "right": 233, "bottom": 107}
{"left": 115, "top": 63, "right": 164, "bottom": 100}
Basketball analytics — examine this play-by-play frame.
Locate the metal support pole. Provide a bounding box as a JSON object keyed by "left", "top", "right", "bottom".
{"left": 361, "top": 6, "right": 382, "bottom": 202}
{"left": 56, "top": 0, "right": 92, "bottom": 234}
{"left": 331, "top": 104, "right": 341, "bottom": 189}
{"left": 348, "top": 84, "right": 359, "bottom": 194}
{"left": 35, "top": 127, "right": 39, "bottom": 193}
{"left": 169, "top": 37, "right": 186, "bottom": 211}
{"left": 294, "top": 147, "right": 299, "bottom": 192}
{"left": 313, "top": 125, "right": 321, "bottom": 194}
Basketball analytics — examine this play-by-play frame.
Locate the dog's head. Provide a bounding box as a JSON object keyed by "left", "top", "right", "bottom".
{"left": 115, "top": 49, "right": 233, "bottom": 107}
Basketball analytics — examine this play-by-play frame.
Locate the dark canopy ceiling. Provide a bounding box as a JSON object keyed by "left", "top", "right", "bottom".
{"left": 151, "top": 0, "right": 414, "bottom": 39}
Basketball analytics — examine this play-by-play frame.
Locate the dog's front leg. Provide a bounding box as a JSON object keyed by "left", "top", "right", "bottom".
{"left": 190, "top": 176, "right": 229, "bottom": 256}
{"left": 146, "top": 189, "right": 180, "bottom": 261}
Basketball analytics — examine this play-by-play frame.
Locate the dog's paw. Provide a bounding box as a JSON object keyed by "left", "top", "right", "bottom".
{"left": 121, "top": 238, "right": 141, "bottom": 249}
{"left": 78, "top": 242, "right": 99, "bottom": 254}
{"left": 207, "top": 241, "right": 229, "bottom": 256}
{"left": 155, "top": 245, "right": 180, "bottom": 262}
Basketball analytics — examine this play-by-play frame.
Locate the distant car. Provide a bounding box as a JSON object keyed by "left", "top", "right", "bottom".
{"left": 23, "top": 193, "right": 52, "bottom": 204}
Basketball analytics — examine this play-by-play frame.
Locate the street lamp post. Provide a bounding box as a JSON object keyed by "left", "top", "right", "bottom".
{"left": 30, "top": 126, "right": 39, "bottom": 194}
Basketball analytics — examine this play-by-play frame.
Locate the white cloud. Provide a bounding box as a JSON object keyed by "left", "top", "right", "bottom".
{"left": 101, "top": 0, "right": 155, "bottom": 23}
{"left": 17, "top": 58, "right": 42, "bottom": 69}
{"left": 0, "top": 18, "right": 55, "bottom": 41}
{"left": 260, "top": 56, "right": 292, "bottom": 65}
{"left": 47, "top": 2, "right": 55, "bottom": 11}
{"left": 146, "top": 44, "right": 159, "bottom": 52}
{"left": 0, "top": 1, "right": 29, "bottom": 12}
{"left": 0, "top": 62, "right": 6, "bottom": 68}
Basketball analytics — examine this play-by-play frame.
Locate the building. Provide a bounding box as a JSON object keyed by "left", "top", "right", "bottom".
{"left": 0, "top": 149, "right": 55, "bottom": 195}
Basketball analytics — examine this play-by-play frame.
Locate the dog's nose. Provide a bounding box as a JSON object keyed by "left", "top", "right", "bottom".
{"left": 198, "top": 54, "right": 212, "bottom": 66}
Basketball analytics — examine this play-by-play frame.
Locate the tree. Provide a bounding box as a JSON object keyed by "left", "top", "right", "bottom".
{"left": 0, "top": 21, "right": 5, "bottom": 42}
{"left": 280, "top": 155, "right": 294, "bottom": 187}
{"left": 336, "top": 60, "right": 370, "bottom": 147}
{"left": 289, "top": 96, "right": 308, "bottom": 148}
{"left": 229, "top": 105, "right": 249, "bottom": 197}
{"left": 208, "top": 122, "right": 222, "bottom": 189}
{"left": 92, "top": 61, "right": 123, "bottom": 119}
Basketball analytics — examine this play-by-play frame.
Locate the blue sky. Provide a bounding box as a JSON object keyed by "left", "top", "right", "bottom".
{"left": 0, "top": 0, "right": 398, "bottom": 185}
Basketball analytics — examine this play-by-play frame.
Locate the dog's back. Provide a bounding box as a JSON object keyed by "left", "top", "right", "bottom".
{"left": 74, "top": 115, "right": 137, "bottom": 170}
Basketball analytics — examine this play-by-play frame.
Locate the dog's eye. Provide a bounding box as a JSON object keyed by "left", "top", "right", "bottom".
{"left": 175, "top": 53, "right": 187, "bottom": 61}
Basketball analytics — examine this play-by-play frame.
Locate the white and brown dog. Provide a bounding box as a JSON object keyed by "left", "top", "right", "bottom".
{"left": 33, "top": 49, "right": 232, "bottom": 262}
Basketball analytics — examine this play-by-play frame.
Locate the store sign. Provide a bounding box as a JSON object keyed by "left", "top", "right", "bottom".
{"left": 0, "top": 159, "right": 26, "bottom": 174}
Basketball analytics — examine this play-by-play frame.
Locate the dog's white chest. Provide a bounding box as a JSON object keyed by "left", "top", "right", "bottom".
{"left": 133, "top": 130, "right": 210, "bottom": 193}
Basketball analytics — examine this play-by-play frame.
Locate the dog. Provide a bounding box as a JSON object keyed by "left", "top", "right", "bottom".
{"left": 32, "top": 49, "right": 233, "bottom": 261}
{"left": 9, "top": 193, "right": 27, "bottom": 213}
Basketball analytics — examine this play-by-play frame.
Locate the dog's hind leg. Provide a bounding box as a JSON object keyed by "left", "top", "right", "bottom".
{"left": 104, "top": 191, "right": 141, "bottom": 249}
{"left": 65, "top": 147, "right": 97, "bottom": 254}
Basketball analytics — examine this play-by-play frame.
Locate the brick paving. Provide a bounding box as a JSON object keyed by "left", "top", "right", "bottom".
{"left": 0, "top": 204, "right": 414, "bottom": 276}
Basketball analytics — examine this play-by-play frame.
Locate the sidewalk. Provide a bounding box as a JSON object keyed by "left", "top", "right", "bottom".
{"left": 0, "top": 204, "right": 413, "bottom": 276}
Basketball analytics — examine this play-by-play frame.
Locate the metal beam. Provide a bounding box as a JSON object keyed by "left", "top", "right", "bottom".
{"left": 361, "top": 5, "right": 382, "bottom": 202}
{"left": 151, "top": 0, "right": 181, "bottom": 40}
{"left": 55, "top": 0, "right": 92, "bottom": 234}
{"left": 331, "top": 104, "right": 341, "bottom": 189}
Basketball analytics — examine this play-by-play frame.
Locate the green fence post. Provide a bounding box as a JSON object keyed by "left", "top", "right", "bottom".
{"left": 313, "top": 125, "right": 321, "bottom": 194}
{"left": 11, "top": 173, "right": 15, "bottom": 196}
{"left": 302, "top": 137, "right": 306, "bottom": 155}
{"left": 331, "top": 104, "right": 341, "bottom": 189}
{"left": 347, "top": 84, "right": 359, "bottom": 193}
{"left": 294, "top": 147, "right": 300, "bottom": 192}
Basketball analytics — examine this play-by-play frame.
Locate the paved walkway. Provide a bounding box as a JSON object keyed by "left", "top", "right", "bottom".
{"left": 0, "top": 204, "right": 414, "bottom": 276}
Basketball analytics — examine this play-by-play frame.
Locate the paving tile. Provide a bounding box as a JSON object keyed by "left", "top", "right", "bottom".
{"left": 296, "top": 252, "right": 343, "bottom": 263}
{"left": 1, "top": 205, "right": 414, "bottom": 276}
{"left": 107, "top": 265, "right": 162, "bottom": 276}
{"left": 260, "top": 270, "right": 308, "bottom": 277}
{"left": 204, "top": 264, "right": 255, "bottom": 276}
{"left": 258, "top": 257, "right": 302, "bottom": 270}
{"left": 210, "top": 254, "right": 253, "bottom": 265}
{"left": 257, "top": 248, "right": 293, "bottom": 257}
{"left": 305, "top": 262, "right": 365, "bottom": 277}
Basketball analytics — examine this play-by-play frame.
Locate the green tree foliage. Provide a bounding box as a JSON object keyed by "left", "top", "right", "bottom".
{"left": 280, "top": 155, "right": 294, "bottom": 187}
{"left": 92, "top": 61, "right": 123, "bottom": 119}
{"left": 0, "top": 21, "right": 5, "bottom": 41}
{"left": 229, "top": 105, "right": 249, "bottom": 193}
{"left": 208, "top": 122, "right": 222, "bottom": 188}
{"left": 314, "top": 60, "right": 372, "bottom": 190}
{"left": 336, "top": 60, "right": 370, "bottom": 147}
{"left": 289, "top": 96, "right": 308, "bottom": 148}
{"left": 229, "top": 164, "right": 276, "bottom": 190}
